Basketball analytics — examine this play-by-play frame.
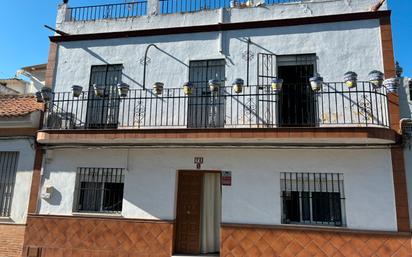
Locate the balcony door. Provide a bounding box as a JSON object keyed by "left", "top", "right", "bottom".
{"left": 277, "top": 55, "right": 316, "bottom": 127}
{"left": 187, "top": 60, "right": 225, "bottom": 128}
{"left": 85, "top": 65, "right": 122, "bottom": 129}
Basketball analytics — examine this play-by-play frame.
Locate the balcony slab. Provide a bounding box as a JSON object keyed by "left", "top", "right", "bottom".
{"left": 37, "top": 127, "right": 399, "bottom": 146}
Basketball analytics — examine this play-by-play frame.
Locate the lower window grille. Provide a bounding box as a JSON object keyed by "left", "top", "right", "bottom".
{"left": 74, "top": 167, "right": 125, "bottom": 213}
{"left": 0, "top": 152, "right": 19, "bottom": 217}
{"left": 281, "top": 172, "right": 345, "bottom": 226}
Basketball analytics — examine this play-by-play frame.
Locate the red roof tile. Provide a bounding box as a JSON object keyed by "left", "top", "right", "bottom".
{"left": 0, "top": 95, "right": 44, "bottom": 118}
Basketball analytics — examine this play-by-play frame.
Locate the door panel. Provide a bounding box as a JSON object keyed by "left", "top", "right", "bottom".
{"left": 188, "top": 60, "right": 225, "bottom": 128}
{"left": 278, "top": 64, "right": 315, "bottom": 127}
{"left": 175, "top": 171, "right": 203, "bottom": 254}
{"left": 85, "top": 65, "right": 122, "bottom": 129}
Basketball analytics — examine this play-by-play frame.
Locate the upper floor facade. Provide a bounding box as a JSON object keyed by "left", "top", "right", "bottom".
{"left": 38, "top": 0, "right": 399, "bottom": 145}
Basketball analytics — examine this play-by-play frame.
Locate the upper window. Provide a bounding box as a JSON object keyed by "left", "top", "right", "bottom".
{"left": 0, "top": 152, "right": 19, "bottom": 217}
{"left": 74, "top": 167, "right": 125, "bottom": 213}
{"left": 281, "top": 172, "right": 345, "bottom": 227}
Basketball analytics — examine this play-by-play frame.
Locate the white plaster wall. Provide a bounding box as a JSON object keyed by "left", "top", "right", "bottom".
{"left": 39, "top": 147, "right": 397, "bottom": 231}
{"left": 0, "top": 138, "right": 35, "bottom": 224}
{"left": 56, "top": 0, "right": 387, "bottom": 35}
{"left": 54, "top": 19, "right": 383, "bottom": 93}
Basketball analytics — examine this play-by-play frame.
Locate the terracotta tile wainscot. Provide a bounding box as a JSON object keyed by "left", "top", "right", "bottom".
{"left": 221, "top": 223, "right": 412, "bottom": 257}
{"left": 23, "top": 214, "right": 173, "bottom": 257}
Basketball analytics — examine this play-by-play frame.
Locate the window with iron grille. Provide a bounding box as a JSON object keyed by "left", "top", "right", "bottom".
{"left": 0, "top": 152, "right": 19, "bottom": 217}
{"left": 74, "top": 168, "right": 125, "bottom": 213}
{"left": 281, "top": 172, "right": 345, "bottom": 226}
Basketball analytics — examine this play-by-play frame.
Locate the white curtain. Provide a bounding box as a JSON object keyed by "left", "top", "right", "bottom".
{"left": 201, "top": 173, "right": 221, "bottom": 254}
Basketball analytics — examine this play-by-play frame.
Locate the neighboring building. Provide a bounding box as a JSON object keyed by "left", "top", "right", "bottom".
{"left": 0, "top": 78, "right": 30, "bottom": 95}
{"left": 0, "top": 64, "right": 47, "bottom": 96}
{"left": 0, "top": 95, "right": 43, "bottom": 257}
{"left": 398, "top": 76, "right": 412, "bottom": 231}
{"left": 23, "top": 0, "right": 411, "bottom": 256}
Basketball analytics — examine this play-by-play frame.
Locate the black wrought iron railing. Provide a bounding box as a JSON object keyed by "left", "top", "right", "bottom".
{"left": 159, "top": 0, "right": 303, "bottom": 14}
{"left": 67, "top": 1, "right": 147, "bottom": 22}
{"left": 43, "top": 82, "right": 390, "bottom": 130}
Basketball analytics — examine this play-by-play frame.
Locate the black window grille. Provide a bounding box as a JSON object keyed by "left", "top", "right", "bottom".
{"left": 281, "top": 172, "right": 345, "bottom": 226}
{"left": 74, "top": 168, "right": 125, "bottom": 213}
{"left": 0, "top": 152, "right": 19, "bottom": 217}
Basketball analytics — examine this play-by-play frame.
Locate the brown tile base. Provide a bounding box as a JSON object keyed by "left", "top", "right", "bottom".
{"left": 0, "top": 223, "right": 26, "bottom": 257}
{"left": 23, "top": 215, "right": 173, "bottom": 257}
{"left": 221, "top": 224, "right": 412, "bottom": 257}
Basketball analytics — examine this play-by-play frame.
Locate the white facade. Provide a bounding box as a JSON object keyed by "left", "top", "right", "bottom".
{"left": 0, "top": 138, "right": 35, "bottom": 224}
{"left": 53, "top": 19, "right": 383, "bottom": 93}
{"left": 38, "top": 0, "right": 401, "bottom": 234}
{"left": 39, "top": 147, "right": 397, "bottom": 231}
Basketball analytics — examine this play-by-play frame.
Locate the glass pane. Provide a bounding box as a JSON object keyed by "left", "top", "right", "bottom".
{"left": 283, "top": 191, "right": 300, "bottom": 223}
{"left": 103, "top": 182, "right": 124, "bottom": 212}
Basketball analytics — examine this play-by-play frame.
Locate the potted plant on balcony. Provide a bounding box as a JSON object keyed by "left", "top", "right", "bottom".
{"left": 153, "top": 82, "right": 164, "bottom": 95}
{"left": 72, "top": 85, "right": 83, "bottom": 97}
{"left": 209, "top": 79, "right": 220, "bottom": 92}
{"left": 117, "top": 82, "right": 130, "bottom": 97}
{"left": 232, "top": 78, "right": 244, "bottom": 94}
{"left": 384, "top": 78, "right": 399, "bottom": 93}
{"left": 94, "top": 84, "right": 105, "bottom": 97}
{"left": 183, "top": 82, "right": 193, "bottom": 96}
{"left": 271, "top": 77, "right": 283, "bottom": 93}
{"left": 41, "top": 86, "right": 53, "bottom": 101}
{"left": 344, "top": 71, "right": 358, "bottom": 88}
{"left": 368, "top": 70, "right": 384, "bottom": 89}
{"left": 309, "top": 73, "right": 323, "bottom": 92}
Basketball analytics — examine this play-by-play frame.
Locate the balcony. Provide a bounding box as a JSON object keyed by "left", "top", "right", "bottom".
{"left": 37, "top": 82, "right": 398, "bottom": 146}
{"left": 43, "top": 82, "right": 390, "bottom": 130}
{"left": 65, "top": 0, "right": 303, "bottom": 22}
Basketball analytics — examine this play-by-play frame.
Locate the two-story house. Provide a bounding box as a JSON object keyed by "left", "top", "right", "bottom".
{"left": 23, "top": 0, "right": 411, "bottom": 256}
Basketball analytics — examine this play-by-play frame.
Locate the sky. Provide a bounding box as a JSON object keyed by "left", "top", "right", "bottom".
{"left": 0, "top": 0, "right": 410, "bottom": 78}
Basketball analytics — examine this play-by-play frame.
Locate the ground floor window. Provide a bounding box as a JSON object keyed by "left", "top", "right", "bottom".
{"left": 0, "top": 152, "right": 19, "bottom": 217}
{"left": 281, "top": 172, "right": 345, "bottom": 226}
{"left": 74, "top": 167, "right": 124, "bottom": 213}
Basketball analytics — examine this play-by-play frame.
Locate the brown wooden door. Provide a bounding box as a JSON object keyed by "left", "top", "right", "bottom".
{"left": 175, "top": 171, "right": 203, "bottom": 254}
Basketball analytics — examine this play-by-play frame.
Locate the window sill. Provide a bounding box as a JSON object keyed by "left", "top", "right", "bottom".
{"left": 281, "top": 223, "right": 346, "bottom": 230}
{"left": 72, "top": 212, "right": 123, "bottom": 218}
{"left": 0, "top": 217, "right": 15, "bottom": 224}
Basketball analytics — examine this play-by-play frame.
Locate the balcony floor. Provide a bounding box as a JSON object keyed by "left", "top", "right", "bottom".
{"left": 37, "top": 127, "right": 398, "bottom": 146}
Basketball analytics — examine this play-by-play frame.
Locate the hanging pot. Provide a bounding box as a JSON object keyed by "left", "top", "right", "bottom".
{"left": 309, "top": 74, "right": 323, "bottom": 92}
{"left": 183, "top": 82, "right": 193, "bottom": 96}
{"left": 41, "top": 86, "right": 53, "bottom": 101}
{"left": 344, "top": 71, "right": 358, "bottom": 88}
{"left": 271, "top": 77, "right": 283, "bottom": 93}
{"left": 71, "top": 85, "right": 83, "bottom": 97}
{"left": 368, "top": 70, "right": 384, "bottom": 89}
{"left": 117, "top": 83, "right": 130, "bottom": 97}
{"left": 209, "top": 79, "right": 220, "bottom": 92}
{"left": 384, "top": 78, "right": 399, "bottom": 93}
{"left": 94, "top": 84, "right": 105, "bottom": 97}
{"left": 232, "top": 78, "right": 244, "bottom": 94}
{"left": 153, "top": 82, "right": 164, "bottom": 95}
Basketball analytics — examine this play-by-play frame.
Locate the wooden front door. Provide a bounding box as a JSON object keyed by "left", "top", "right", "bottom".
{"left": 175, "top": 171, "right": 203, "bottom": 254}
